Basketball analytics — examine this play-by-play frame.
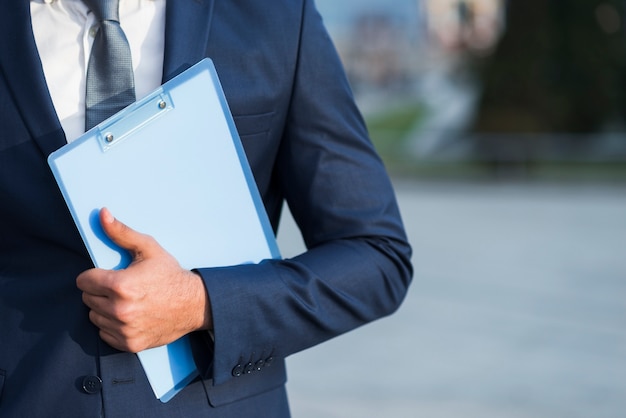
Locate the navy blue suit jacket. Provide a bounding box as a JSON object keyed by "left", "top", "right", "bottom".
{"left": 0, "top": 0, "right": 412, "bottom": 416}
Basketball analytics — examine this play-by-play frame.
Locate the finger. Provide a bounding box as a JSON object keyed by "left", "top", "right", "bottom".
{"left": 81, "top": 291, "right": 112, "bottom": 316}
{"left": 76, "top": 268, "right": 115, "bottom": 297}
{"left": 98, "top": 329, "right": 122, "bottom": 350}
{"left": 99, "top": 207, "right": 157, "bottom": 258}
{"left": 88, "top": 310, "right": 132, "bottom": 346}
{"left": 91, "top": 313, "right": 145, "bottom": 353}
{"left": 97, "top": 327, "right": 132, "bottom": 352}
{"left": 88, "top": 307, "right": 117, "bottom": 331}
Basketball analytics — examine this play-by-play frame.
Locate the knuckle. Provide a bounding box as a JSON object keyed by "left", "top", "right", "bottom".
{"left": 126, "top": 342, "right": 143, "bottom": 354}
{"left": 121, "top": 333, "right": 145, "bottom": 353}
{"left": 107, "top": 279, "right": 125, "bottom": 296}
{"left": 107, "top": 275, "right": 139, "bottom": 300}
{"left": 141, "top": 233, "right": 159, "bottom": 254}
{"left": 112, "top": 304, "right": 134, "bottom": 324}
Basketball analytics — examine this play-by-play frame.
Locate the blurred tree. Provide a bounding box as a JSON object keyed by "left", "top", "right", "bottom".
{"left": 471, "top": 0, "right": 626, "bottom": 133}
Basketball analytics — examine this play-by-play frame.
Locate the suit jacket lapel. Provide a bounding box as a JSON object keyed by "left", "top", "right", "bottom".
{"left": 162, "top": 0, "right": 215, "bottom": 82}
{"left": 0, "top": 1, "right": 215, "bottom": 157}
{"left": 0, "top": 1, "right": 66, "bottom": 157}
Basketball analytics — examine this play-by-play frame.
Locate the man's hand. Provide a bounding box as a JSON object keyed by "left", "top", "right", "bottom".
{"left": 76, "top": 207, "right": 212, "bottom": 353}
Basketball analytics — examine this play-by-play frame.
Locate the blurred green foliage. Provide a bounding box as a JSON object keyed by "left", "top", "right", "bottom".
{"left": 365, "top": 102, "right": 423, "bottom": 161}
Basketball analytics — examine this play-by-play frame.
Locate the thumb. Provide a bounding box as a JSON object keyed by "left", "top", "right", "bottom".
{"left": 99, "top": 207, "right": 156, "bottom": 258}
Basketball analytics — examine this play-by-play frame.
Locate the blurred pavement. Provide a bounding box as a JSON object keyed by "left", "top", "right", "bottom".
{"left": 278, "top": 179, "right": 626, "bottom": 418}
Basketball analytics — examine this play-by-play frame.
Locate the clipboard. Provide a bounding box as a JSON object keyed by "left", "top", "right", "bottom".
{"left": 48, "top": 58, "right": 281, "bottom": 402}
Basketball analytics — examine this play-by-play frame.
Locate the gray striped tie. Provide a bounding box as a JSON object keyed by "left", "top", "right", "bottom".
{"left": 84, "top": 0, "right": 136, "bottom": 130}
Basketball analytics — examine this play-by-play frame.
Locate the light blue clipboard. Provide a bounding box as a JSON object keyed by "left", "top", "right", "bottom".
{"left": 48, "top": 58, "right": 281, "bottom": 402}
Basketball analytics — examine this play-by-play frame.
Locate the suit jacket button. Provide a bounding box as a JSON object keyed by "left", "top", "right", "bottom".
{"left": 82, "top": 375, "right": 103, "bottom": 394}
{"left": 232, "top": 364, "right": 244, "bottom": 377}
{"left": 243, "top": 362, "right": 254, "bottom": 374}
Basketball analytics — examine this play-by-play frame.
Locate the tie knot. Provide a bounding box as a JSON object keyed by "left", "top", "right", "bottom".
{"left": 83, "top": 0, "right": 120, "bottom": 22}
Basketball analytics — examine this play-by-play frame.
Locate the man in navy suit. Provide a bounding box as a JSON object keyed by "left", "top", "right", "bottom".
{"left": 0, "top": 0, "right": 412, "bottom": 416}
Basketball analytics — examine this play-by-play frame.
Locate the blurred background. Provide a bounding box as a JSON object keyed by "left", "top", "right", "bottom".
{"left": 313, "top": 0, "right": 626, "bottom": 179}
{"left": 280, "top": 1, "right": 626, "bottom": 417}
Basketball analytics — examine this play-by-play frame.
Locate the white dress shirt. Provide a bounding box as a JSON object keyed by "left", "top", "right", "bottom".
{"left": 30, "top": 0, "right": 166, "bottom": 142}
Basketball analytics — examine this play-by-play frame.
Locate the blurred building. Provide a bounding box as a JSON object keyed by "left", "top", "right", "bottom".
{"left": 423, "top": 0, "right": 506, "bottom": 54}
{"left": 321, "top": 0, "right": 507, "bottom": 94}
{"left": 342, "top": 12, "right": 415, "bottom": 90}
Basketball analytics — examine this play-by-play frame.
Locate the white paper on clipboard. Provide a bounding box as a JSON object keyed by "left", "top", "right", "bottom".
{"left": 47, "top": 58, "right": 281, "bottom": 402}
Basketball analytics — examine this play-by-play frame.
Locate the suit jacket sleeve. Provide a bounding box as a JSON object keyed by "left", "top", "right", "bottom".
{"left": 196, "top": 0, "right": 413, "bottom": 386}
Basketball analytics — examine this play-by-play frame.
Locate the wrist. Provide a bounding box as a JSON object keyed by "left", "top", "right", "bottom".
{"left": 186, "top": 270, "right": 213, "bottom": 332}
